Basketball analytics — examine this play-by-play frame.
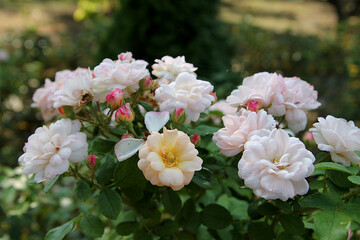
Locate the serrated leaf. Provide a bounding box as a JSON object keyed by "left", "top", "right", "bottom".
{"left": 76, "top": 180, "right": 91, "bottom": 201}
{"left": 138, "top": 101, "right": 154, "bottom": 112}
{"left": 190, "top": 125, "right": 220, "bottom": 136}
{"left": 92, "top": 138, "right": 115, "bottom": 154}
{"left": 116, "top": 221, "right": 139, "bottom": 236}
{"left": 98, "top": 189, "right": 121, "bottom": 219}
{"left": 200, "top": 204, "right": 232, "bottom": 229}
{"left": 44, "top": 175, "right": 59, "bottom": 192}
{"left": 45, "top": 220, "right": 74, "bottom": 240}
{"left": 192, "top": 168, "right": 217, "bottom": 189}
{"left": 314, "top": 210, "right": 351, "bottom": 240}
{"left": 348, "top": 176, "right": 360, "bottom": 185}
{"left": 299, "top": 192, "right": 341, "bottom": 211}
{"left": 280, "top": 214, "right": 305, "bottom": 235}
{"left": 162, "top": 190, "right": 182, "bottom": 215}
{"left": 315, "top": 162, "right": 358, "bottom": 175}
{"left": 79, "top": 215, "right": 104, "bottom": 238}
{"left": 95, "top": 155, "right": 116, "bottom": 185}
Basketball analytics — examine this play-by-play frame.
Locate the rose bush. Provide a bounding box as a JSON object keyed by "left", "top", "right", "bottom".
{"left": 18, "top": 52, "right": 360, "bottom": 239}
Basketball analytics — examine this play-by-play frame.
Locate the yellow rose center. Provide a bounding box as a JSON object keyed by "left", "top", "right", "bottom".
{"left": 273, "top": 157, "right": 287, "bottom": 170}
{"left": 162, "top": 148, "right": 177, "bottom": 168}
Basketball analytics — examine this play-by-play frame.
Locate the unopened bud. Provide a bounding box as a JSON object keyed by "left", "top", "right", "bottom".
{"left": 210, "top": 92, "right": 217, "bottom": 104}
{"left": 88, "top": 155, "right": 98, "bottom": 168}
{"left": 171, "top": 108, "right": 187, "bottom": 124}
{"left": 58, "top": 106, "right": 66, "bottom": 116}
{"left": 191, "top": 134, "right": 200, "bottom": 146}
{"left": 106, "top": 88, "right": 125, "bottom": 109}
{"left": 115, "top": 103, "right": 135, "bottom": 122}
{"left": 143, "top": 77, "right": 153, "bottom": 90}
{"left": 121, "top": 134, "right": 133, "bottom": 140}
{"left": 302, "top": 131, "right": 314, "bottom": 144}
{"left": 247, "top": 100, "right": 261, "bottom": 112}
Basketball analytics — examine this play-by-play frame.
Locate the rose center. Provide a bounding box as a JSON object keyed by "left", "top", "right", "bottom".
{"left": 162, "top": 150, "right": 177, "bottom": 168}
{"left": 273, "top": 157, "right": 287, "bottom": 170}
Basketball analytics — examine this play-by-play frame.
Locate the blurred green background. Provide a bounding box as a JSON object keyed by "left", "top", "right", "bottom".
{"left": 0, "top": 0, "right": 360, "bottom": 239}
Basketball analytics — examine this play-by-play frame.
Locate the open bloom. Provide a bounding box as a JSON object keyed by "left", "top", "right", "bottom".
{"left": 155, "top": 72, "right": 214, "bottom": 123}
{"left": 92, "top": 53, "right": 149, "bottom": 99}
{"left": 238, "top": 129, "right": 315, "bottom": 201}
{"left": 226, "top": 72, "right": 283, "bottom": 109}
{"left": 152, "top": 56, "right": 197, "bottom": 84}
{"left": 138, "top": 127, "right": 202, "bottom": 190}
{"left": 18, "top": 119, "right": 88, "bottom": 182}
{"left": 212, "top": 109, "right": 276, "bottom": 157}
{"left": 32, "top": 70, "right": 73, "bottom": 121}
{"left": 53, "top": 68, "right": 94, "bottom": 108}
{"left": 310, "top": 115, "right": 360, "bottom": 166}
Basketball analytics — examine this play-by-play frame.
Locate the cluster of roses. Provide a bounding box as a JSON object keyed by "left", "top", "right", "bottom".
{"left": 19, "top": 52, "right": 360, "bottom": 201}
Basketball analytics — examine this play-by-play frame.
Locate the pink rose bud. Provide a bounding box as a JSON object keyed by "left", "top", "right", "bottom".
{"left": 143, "top": 76, "right": 153, "bottom": 90}
{"left": 58, "top": 107, "right": 66, "bottom": 116}
{"left": 247, "top": 100, "right": 261, "bottom": 112}
{"left": 171, "top": 108, "right": 187, "bottom": 124}
{"left": 302, "top": 131, "right": 314, "bottom": 143}
{"left": 106, "top": 88, "right": 125, "bottom": 109}
{"left": 210, "top": 92, "right": 217, "bottom": 104}
{"left": 88, "top": 155, "right": 98, "bottom": 168}
{"left": 115, "top": 103, "right": 135, "bottom": 122}
{"left": 191, "top": 134, "right": 200, "bottom": 146}
{"left": 121, "top": 134, "right": 133, "bottom": 140}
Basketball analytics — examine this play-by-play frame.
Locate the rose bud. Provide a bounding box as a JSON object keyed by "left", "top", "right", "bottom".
{"left": 191, "top": 133, "right": 201, "bottom": 146}
{"left": 58, "top": 106, "right": 66, "bottom": 116}
{"left": 121, "top": 134, "right": 133, "bottom": 140}
{"left": 171, "top": 108, "right": 187, "bottom": 125}
{"left": 210, "top": 92, "right": 217, "bottom": 104}
{"left": 115, "top": 103, "right": 135, "bottom": 122}
{"left": 88, "top": 154, "right": 98, "bottom": 169}
{"left": 106, "top": 88, "right": 125, "bottom": 109}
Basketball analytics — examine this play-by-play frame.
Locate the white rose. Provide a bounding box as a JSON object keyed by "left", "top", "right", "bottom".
{"left": 155, "top": 72, "right": 214, "bottom": 123}
{"left": 53, "top": 68, "right": 94, "bottom": 108}
{"left": 152, "top": 56, "right": 197, "bottom": 83}
{"left": 310, "top": 115, "right": 360, "bottom": 166}
{"left": 238, "top": 129, "right": 315, "bottom": 201}
{"left": 212, "top": 109, "right": 276, "bottom": 157}
{"left": 18, "top": 119, "right": 88, "bottom": 182}
{"left": 92, "top": 54, "right": 149, "bottom": 99}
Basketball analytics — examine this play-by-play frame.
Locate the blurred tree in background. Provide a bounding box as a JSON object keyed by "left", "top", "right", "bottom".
{"left": 99, "top": 0, "right": 236, "bottom": 96}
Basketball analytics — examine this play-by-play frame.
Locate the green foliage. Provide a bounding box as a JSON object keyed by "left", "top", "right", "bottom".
{"left": 79, "top": 215, "right": 104, "bottom": 238}
{"left": 98, "top": 189, "right": 122, "bottom": 219}
{"left": 44, "top": 219, "right": 75, "bottom": 240}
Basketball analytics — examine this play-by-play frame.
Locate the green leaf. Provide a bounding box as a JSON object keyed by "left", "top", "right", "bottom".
{"left": 299, "top": 192, "right": 341, "bottom": 211}
{"left": 314, "top": 210, "right": 351, "bottom": 240}
{"left": 44, "top": 175, "right": 59, "bottom": 192}
{"left": 209, "top": 110, "right": 224, "bottom": 117}
{"left": 280, "top": 214, "right": 305, "bottom": 235}
{"left": 98, "top": 189, "right": 121, "bottom": 219}
{"left": 327, "top": 170, "right": 355, "bottom": 189}
{"left": 192, "top": 168, "right": 217, "bottom": 189}
{"left": 248, "top": 222, "right": 273, "bottom": 240}
{"left": 62, "top": 105, "right": 76, "bottom": 119}
{"left": 95, "top": 155, "right": 116, "bottom": 185}
{"left": 190, "top": 125, "right": 220, "bottom": 136}
{"left": 153, "top": 219, "right": 178, "bottom": 237}
{"left": 315, "top": 162, "right": 358, "bottom": 175}
{"left": 92, "top": 138, "right": 115, "bottom": 154}
{"left": 348, "top": 176, "right": 360, "bottom": 185}
{"left": 79, "top": 215, "right": 104, "bottom": 238}
{"left": 76, "top": 180, "right": 91, "bottom": 201}
{"left": 116, "top": 221, "right": 139, "bottom": 236}
{"left": 182, "top": 199, "right": 196, "bottom": 220}
{"left": 217, "top": 194, "right": 249, "bottom": 220}
{"left": 257, "top": 202, "right": 278, "bottom": 216}
{"left": 138, "top": 101, "right": 154, "bottom": 112}
{"left": 113, "top": 156, "right": 146, "bottom": 188}
{"left": 162, "top": 190, "right": 182, "bottom": 215}
{"left": 45, "top": 220, "right": 74, "bottom": 240}
{"left": 200, "top": 204, "right": 232, "bottom": 229}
